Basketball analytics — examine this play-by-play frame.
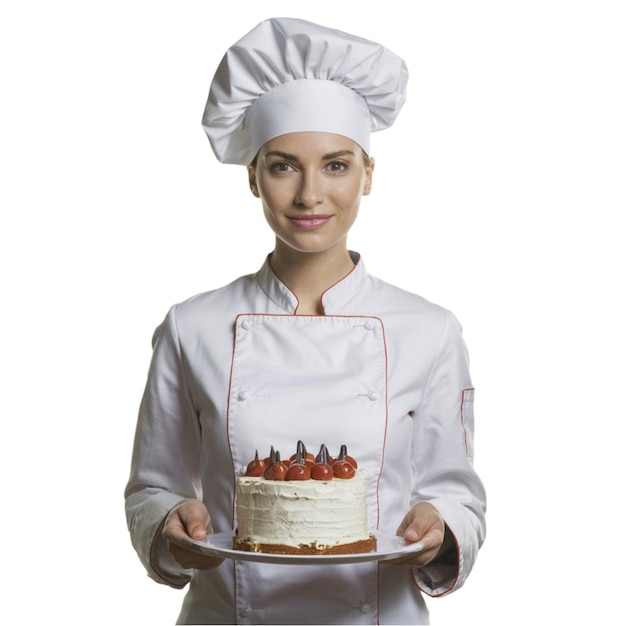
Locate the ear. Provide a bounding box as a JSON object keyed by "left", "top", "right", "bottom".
{"left": 363, "top": 157, "right": 375, "bottom": 196}
{"left": 247, "top": 164, "right": 260, "bottom": 198}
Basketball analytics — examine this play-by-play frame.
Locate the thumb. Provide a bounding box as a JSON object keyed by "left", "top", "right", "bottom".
{"left": 188, "top": 522, "right": 208, "bottom": 541}
{"left": 396, "top": 512, "right": 421, "bottom": 541}
{"left": 180, "top": 502, "right": 210, "bottom": 541}
{"left": 402, "top": 523, "right": 422, "bottom": 543}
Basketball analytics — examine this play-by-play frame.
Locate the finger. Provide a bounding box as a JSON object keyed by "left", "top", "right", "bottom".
{"left": 163, "top": 511, "right": 191, "bottom": 544}
{"left": 396, "top": 502, "right": 443, "bottom": 544}
{"left": 178, "top": 502, "right": 211, "bottom": 541}
{"left": 406, "top": 518, "right": 444, "bottom": 550}
{"left": 395, "top": 512, "right": 413, "bottom": 537}
{"left": 183, "top": 516, "right": 209, "bottom": 541}
{"left": 393, "top": 524, "right": 445, "bottom": 567}
{"left": 403, "top": 525, "right": 423, "bottom": 543}
{"left": 163, "top": 501, "right": 210, "bottom": 544}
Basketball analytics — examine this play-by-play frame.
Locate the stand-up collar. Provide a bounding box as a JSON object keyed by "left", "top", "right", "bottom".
{"left": 255, "top": 252, "right": 368, "bottom": 314}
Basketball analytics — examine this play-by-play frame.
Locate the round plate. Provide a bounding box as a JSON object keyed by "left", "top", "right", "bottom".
{"left": 187, "top": 530, "right": 423, "bottom": 565}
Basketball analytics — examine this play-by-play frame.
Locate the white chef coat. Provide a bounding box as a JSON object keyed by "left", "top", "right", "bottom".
{"left": 125, "top": 253, "right": 486, "bottom": 625}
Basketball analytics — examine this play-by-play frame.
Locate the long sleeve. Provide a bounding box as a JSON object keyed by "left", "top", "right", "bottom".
{"left": 411, "top": 311, "right": 487, "bottom": 596}
{"left": 124, "top": 305, "right": 202, "bottom": 588}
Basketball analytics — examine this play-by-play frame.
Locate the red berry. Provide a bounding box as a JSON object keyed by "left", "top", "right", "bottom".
{"left": 286, "top": 463, "right": 312, "bottom": 481}
{"left": 311, "top": 463, "right": 333, "bottom": 481}
{"left": 332, "top": 460, "right": 355, "bottom": 479}
{"left": 337, "top": 444, "right": 358, "bottom": 469}
{"left": 263, "top": 450, "right": 288, "bottom": 480}
{"left": 264, "top": 462, "right": 288, "bottom": 481}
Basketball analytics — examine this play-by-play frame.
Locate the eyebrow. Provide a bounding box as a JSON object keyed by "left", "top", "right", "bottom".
{"left": 264, "top": 149, "right": 356, "bottom": 162}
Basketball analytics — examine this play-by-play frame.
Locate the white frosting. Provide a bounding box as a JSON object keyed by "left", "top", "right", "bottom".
{"left": 236, "top": 471, "right": 369, "bottom": 548}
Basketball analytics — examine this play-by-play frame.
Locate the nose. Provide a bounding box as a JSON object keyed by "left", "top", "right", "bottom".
{"left": 294, "top": 170, "right": 323, "bottom": 208}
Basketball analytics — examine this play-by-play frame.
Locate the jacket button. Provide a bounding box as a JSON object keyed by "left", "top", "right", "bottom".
{"left": 239, "top": 606, "right": 251, "bottom": 617}
{"left": 367, "top": 391, "right": 378, "bottom": 401}
{"left": 364, "top": 319, "right": 376, "bottom": 330}
{"left": 237, "top": 390, "right": 249, "bottom": 401}
{"left": 241, "top": 319, "right": 251, "bottom": 330}
{"left": 359, "top": 602, "right": 371, "bottom": 614}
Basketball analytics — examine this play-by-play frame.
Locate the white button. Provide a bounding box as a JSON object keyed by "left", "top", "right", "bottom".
{"left": 364, "top": 319, "right": 376, "bottom": 330}
{"left": 239, "top": 606, "right": 251, "bottom": 617}
{"left": 359, "top": 602, "right": 371, "bottom": 614}
{"left": 367, "top": 391, "right": 378, "bottom": 401}
{"left": 241, "top": 319, "right": 251, "bottom": 330}
{"left": 237, "top": 390, "right": 249, "bottom": 401}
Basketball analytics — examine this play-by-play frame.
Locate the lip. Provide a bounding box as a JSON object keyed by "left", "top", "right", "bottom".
{"left": 288, "top": 214, "right": 333, "bottom": 230}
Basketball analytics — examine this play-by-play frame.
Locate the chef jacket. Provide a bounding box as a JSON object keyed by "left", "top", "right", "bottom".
{"left": 125, "top": 253, "right": 486, "bottom": 625}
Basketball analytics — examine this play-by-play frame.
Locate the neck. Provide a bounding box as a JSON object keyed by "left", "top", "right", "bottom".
{"left": 269, "top": 244, "right": 356, "bottom": 315}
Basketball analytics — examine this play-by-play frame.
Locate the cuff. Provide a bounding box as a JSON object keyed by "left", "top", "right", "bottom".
{"left": 128, "top": 490, "right": 193, "bottom": 588}
{"left": 413, "top": 523, "right": 460, "bottom": 597}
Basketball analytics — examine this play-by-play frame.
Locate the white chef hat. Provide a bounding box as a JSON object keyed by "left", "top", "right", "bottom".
{"left": 202, "top": 17, "right": 408, "bottom": 165}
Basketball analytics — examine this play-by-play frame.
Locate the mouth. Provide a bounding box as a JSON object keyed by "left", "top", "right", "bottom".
{"left": 288, "top": 214, "right": 333, "bottom": 230}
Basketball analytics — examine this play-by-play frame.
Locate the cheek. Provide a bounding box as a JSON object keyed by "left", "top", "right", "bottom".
{"left": 257, "top": 179, "right": 292, "bottom": 210}
{"left": 261, "top": 200, "right": 277, "bottom": 226}
{"left": 338, "top": 180, "right": 366, "bottom": 209}
{"left": 261, "top": 192, "right": 285, "bottom": 219}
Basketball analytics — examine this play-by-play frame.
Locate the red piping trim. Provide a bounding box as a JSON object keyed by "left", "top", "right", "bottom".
{"left": 318, "top": 254, "right": 361, "bottom": 314}
{"left": 267, "top": 251, "right": 361, "bottom": 315}
{"left": 226, "top": 316, "right": 241, "bottom": 606}
{"left": 267, "top": 253, "right": 302, "bottom": 314}
{"left": 374, "top": 316, "right": 388, "bottom": 625}
{"left": 286, "top": 284, "right": 301, "bottom": 315}
{"left": 375, "top": 318, "right": 389, "bottom": 531}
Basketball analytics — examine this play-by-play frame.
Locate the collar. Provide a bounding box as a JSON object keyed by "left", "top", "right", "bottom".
{"left": 255, "top": 251, "right": 368, "bottom": 314}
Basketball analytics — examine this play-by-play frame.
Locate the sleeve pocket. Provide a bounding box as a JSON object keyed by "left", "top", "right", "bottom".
{"left": 461, "top": 388, "right": 475, "bottom": 461}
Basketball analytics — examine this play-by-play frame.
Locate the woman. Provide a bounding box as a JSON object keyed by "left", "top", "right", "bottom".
{"left": 125, "top": 17, "right": 486, "bottom": 624}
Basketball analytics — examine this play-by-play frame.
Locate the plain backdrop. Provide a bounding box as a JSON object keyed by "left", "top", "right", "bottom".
{"left": 1, "top": 1, "right": 624, "bottom": 624}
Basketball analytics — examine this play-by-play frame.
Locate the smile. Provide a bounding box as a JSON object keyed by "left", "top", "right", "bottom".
{"left": 288, "top": 215, "right": 333, "bottom": 230}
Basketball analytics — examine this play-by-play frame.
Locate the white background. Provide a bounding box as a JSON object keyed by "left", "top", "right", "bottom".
{"left": 1, "top": 1, "right": 624, "bottom": 624}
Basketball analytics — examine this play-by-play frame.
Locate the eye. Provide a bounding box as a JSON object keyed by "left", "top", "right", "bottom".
{"left": 326, "top": 160, "right": 349, "bottom": 173}
{"left": 268, "top": 161, "right": 295, "bottom": 174}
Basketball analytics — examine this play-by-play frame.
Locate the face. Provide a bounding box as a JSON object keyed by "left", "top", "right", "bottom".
{"left": 248, "top": 132, "right": 374, "bottom": 258}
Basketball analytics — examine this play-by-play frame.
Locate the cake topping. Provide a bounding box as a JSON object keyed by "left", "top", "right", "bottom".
{"left": 244, "top": 450, "right": 266, "bottom": 477}
{"left": 289, "top": 440, "right": 315, "bottom": 469}
{"left": 263, "top": 449, "right": 288, "bottom": 481}
{"left": 245, "top": 442, "right": 358, "bottom": 481}
{"left": 262, "top": 445, "right": 276, "bottom": 468}
{"left": 338, "top": 444, "right": 358, "bottom": 469}
{"left": 315, "top": 443, "right": 336, "bottom": 465}
{"left": 311, "top": 444, "right": 334, "bottom": 481}
{"left": 331, "top": 444, "right": 357, "bottom": 479}
{"left": 285, "top": 442, "right": 312, "bottom": 481}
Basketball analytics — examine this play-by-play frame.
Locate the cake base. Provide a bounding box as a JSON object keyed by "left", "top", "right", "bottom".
{"left": 233, "top": 533, "right": 377, "bottom": 555}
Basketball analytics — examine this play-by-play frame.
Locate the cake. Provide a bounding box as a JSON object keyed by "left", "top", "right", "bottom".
{"left": 233, "top": 442, "right": 377, "bottom": 555}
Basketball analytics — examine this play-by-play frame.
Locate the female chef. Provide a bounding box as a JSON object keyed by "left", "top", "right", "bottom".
{"left": 125, "top": 17, "right": 486, "bottom": 625}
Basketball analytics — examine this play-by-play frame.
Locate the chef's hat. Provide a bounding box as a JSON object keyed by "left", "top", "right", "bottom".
{"left": 202, "top": 17, "right": 408, "bottom": 165}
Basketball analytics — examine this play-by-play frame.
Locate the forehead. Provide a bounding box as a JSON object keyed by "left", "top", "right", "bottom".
{"left": 260, "top": 132, "right": 360, "bottom": 157}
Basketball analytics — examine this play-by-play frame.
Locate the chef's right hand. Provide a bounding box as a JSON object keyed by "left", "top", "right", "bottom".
{"left": 162, "top": 499, "right": 225, "bottom": 569}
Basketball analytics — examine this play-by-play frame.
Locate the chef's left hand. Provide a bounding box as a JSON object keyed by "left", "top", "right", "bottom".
{"left": 390, "top": 502, "right": 446, "bottom": 567}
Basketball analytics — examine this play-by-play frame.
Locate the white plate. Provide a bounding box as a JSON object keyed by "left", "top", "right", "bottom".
{"left": 187, "top": 530, "right": 423, "bottom": 565}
